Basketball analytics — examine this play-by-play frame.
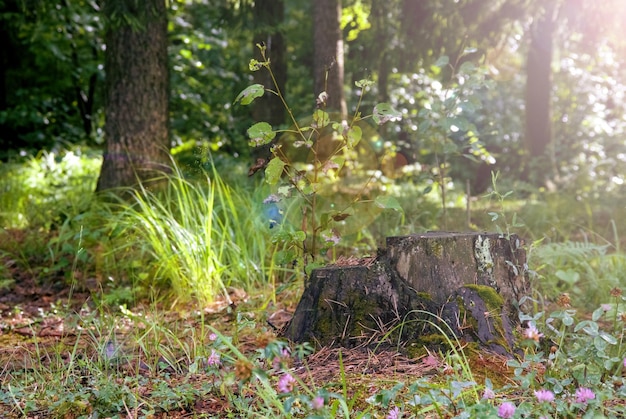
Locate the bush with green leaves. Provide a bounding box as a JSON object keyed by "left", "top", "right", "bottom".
{"left": 235, "top": 44, "right": 402, "bottom": 267}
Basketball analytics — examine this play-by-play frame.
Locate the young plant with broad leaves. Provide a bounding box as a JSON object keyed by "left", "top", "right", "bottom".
{"left": 235, "top": 44, "right": 402, "bottom": 270}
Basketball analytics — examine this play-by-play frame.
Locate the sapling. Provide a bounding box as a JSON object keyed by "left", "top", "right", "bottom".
{"left": 235, "top": 44, "right": 402, "bottom": 269}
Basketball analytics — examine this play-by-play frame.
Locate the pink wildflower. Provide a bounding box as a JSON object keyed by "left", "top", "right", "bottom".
{"left": 482, "top": 387, "right": 496, "bottom": 400}
{"left": 497, "top": 402, "right": 516, "bottom": 419}
{"left": 534, "top": 389, "right": 555, "bottom": 403}
{"left": 386, "top": 406, "right": 401, "bottom": 419}
{"left": 209, "top": 333, "right": 218, "bottom": 341}
{"left": 206, "top": 349, "right": 220, "bottom": 367}
{"left": 574, "top": 387, "right": 595, "bottom": 404}
{"left": 311, "top": 396, "right": 324, "bottom": 410}
{"left": 277, "top": 373, "right": 296, "bottom": 393}
{"left": 524, "top": 323, "right": 543, "bottom": 342}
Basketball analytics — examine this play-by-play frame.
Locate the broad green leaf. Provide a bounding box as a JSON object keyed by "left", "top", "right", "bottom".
{"left": 459, "top": 61, "right": 476, "bottom": 74}
{"left": 373, "top": 103, "right": 402, "bottom": 125}
{"left": 375, "top": 195, "right": 403, "bottom": 212}
{"left": 265, "top": 157, "right": 285, "bottom": 185}
{"left": 346, "top": 125, "right": 362, "bottom": 148}
{"left": 434, "top": 56, "right": 449, "bottom": 68}
{"left": 331, "top": 156, "right": 345, "bottom": 171}
{"left": 247, "top": 122, "right": 276, "bottom": 147}
{"left": 235, "top": 84, "right": 265, "bottom": 106}
{"left": 599, "top": 331, "right": 618, "bottom": 345}
{"left": 312, "top": 109, "right": 330, "bottom": 128}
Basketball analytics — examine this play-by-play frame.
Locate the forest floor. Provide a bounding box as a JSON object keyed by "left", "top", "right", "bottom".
{"left": 1, "top": 261, "right": 506, "bottom": 418}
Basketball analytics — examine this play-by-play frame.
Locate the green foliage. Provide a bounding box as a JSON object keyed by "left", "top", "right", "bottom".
{"left": 387, "top": 54, "right": 495, "bottom": 224}
{"left": 530, "top": 240, "right": 626, "bottom": 311}
{"left": 168, "top": 0, "right": 254, "bottom": 153}
{"left": 236, "top": 45, "right": 402, "bottom": 264}
{"left": 0, "top": 1, "right": 104, "bottom": 154}
{"left": 0, "top": 149, "right": 100, "bottom": 229}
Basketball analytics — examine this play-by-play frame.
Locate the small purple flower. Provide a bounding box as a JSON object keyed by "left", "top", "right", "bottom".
{"left": 623, "top": 357, "right": 626, "bottom": 369}
{"left": 322, "top": 232, "right": 340, "bottom": 245}
{"left": 386, "top": 406, "right": 401, "bottom": 419}
{"left": 497, "top": 402, "right": 516, "bottom": 419}
{"left": 482, "top": 387, "right": 496, "bottom": 400}
{"left": 311, "top": 396, "right": 324, "bottom": 410}
{"left": 602, "top": 304, "right": 612, "bottom": 312}
{"left": 277, "top": 373, "right": 296, "bottom": 393}
{"left": 206, "top": 349, "right": 220, "bottom": 367}
{"left": 534, "top": 389, "right": 555, "bottom": 403}
{"left": 209, "top": 333, "right": 218, "bottom": 341}
{"left": 574, "top": 387, "right": 595, "bottom": 404}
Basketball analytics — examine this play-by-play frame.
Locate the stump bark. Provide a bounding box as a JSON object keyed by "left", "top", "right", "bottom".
{"left": 284, "top": 232, "right": 528, "bottom": 355}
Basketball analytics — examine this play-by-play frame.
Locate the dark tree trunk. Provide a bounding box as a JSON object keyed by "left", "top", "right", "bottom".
{"left": 524, "top": 6, "right": 555, "bottom": 180}
{"left": 96, "top": 0, "right": 170, "bottom": 192}
{"left": 251, "top": 0, "right": 286, "bottom": 162}
{"left": 313, "top": 0, "right": 347, "bottom": 118}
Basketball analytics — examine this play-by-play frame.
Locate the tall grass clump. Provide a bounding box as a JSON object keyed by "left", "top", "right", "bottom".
{"left": 109, "top": 161, "right": 271, "bottom": 305}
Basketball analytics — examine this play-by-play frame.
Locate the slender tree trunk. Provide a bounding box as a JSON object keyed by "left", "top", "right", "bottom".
{"left": 524, "top": 6, "right": 555, "bottom": 181}
{"left": 251, "top": 0, "right": 286, "bottom": 162}
{"left": 313, "top": 0, "right": 347, "bottom": 118}
{"left": 96, "top": 0, "right": 170, "bottom": 192}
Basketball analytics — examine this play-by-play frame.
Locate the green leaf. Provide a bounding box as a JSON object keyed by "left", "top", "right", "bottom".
{"left": 247, "top": 122, "right": 276, "bottom": 147}
{"left": 346, "top": 125, "right": 362, "bottom": 148}
{"left": 599, "top": 332, "right": 618, "bottom": 345}
{"left": 592, "top": 306, "right": 605, "bottom": 322}
{"left": 235, "top": 84, "right": 265, "bottom": 106}
{"left": 312, "top": 109, "right": 330, "bottom": 128}
{"left": 434, "top": 56, "right": 449, "bottom": 68}
{"left": 375, "top": 195, "right": 403, "bottom": 212}
{"left": 373, "top": 103, "right": 402, "bottom": 125}
{"left": 265, "top": 157, "right": 285, "bottom": 185}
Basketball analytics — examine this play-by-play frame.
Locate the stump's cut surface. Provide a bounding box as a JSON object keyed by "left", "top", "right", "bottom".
{"left": 387, "top": 232, "right": 527, "bottom": 306}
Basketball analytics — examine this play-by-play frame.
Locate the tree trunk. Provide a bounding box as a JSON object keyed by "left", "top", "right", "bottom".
{"left": 524, "top": 5, "right": 555, "bottom": 181}
{"left": 251, "top": 0, "right": 286, "bottom": 162}
{"left": 313, "top": 0, "right": 347, "bottom": 118}
{"left": 96, "top": 0, "right": 170, "bottom": 192}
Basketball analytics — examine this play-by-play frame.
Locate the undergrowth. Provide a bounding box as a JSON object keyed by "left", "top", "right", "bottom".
{"left": 3, "top": 150, "right": 626, "bottom": 417}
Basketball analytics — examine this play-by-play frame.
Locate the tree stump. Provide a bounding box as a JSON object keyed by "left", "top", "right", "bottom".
{"left": 284, "top": 232, "right": 528, "bottom": 356}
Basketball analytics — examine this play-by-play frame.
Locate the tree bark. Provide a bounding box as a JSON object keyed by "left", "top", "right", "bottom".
{"left": 313, "top": 0, "right": 347, "bottom": 118}
{"left": 96, "top": 0, "right": 170, "bottom": 192}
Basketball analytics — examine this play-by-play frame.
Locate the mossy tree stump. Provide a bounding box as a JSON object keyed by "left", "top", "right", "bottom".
{"left": 284, "top": 232, "right": 528, "bottom": 356}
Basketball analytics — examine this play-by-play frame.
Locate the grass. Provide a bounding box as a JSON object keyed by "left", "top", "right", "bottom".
{"left": 105, "top": 160, "right": 274, "bottom": 306}
{"left": 2, "top": 149, "right": 626, "bottom": 417}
